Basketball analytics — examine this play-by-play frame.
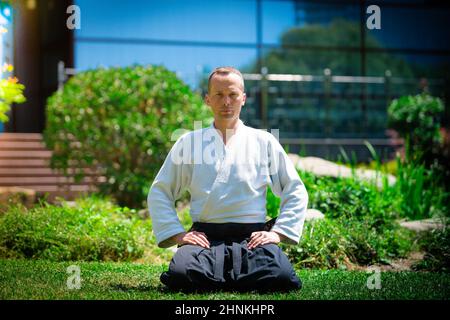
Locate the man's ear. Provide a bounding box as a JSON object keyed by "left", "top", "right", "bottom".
{"left": 242, "top": 92, "right": 246, "bottom": 106}
{"left": 204, "top": 93, "right": 211, "bottom": 106}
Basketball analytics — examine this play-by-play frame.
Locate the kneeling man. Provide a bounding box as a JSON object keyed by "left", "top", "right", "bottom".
{"left": 148, "top": 66, "right": 309, "bottom": 292}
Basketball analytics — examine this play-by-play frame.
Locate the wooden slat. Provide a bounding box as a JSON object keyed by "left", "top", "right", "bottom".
{"left": 0, "top": 158, "right": 51, "bottom": 167}
{"left": 0, "top": 176, "right": 104, "bottom": 185}
{"left": 0, "top": 167, "right": 100, "bottom": 176}
{"left": 0, "top": 158, "right": 105, "bottom": 169}
{"left": 0, "top": 133, "right": 43, "bottom": 141}
{"left": 7, "top": 185, "right": 97, "bottom": 192}
{"left": 0, "top": 150, "right": 52, "bottom": 159}
{"left": 0, "top": 141, "right": 47, "bottom": 150}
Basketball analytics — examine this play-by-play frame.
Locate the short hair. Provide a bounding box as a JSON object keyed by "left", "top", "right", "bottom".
{"left": 207, "top": 66, "right": 245, "bottom": 92}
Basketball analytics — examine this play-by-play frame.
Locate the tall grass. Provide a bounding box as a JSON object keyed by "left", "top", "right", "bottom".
{"left": 273, "top": 142, "right": 449, "bottom": 269}
{"left": 352, "top": 141, "right": 448, "bottom": 220}
{"left": 274, "top": 168, "right": 415, "bottom": 268}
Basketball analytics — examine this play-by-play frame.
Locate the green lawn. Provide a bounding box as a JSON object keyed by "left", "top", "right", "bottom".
{"left": 0, "top": 259, "right": 448, "bottom": 300}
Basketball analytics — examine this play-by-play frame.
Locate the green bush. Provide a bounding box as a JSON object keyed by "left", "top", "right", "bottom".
{"left": 301, "top": 171, "right": 396, "bottom": 223}
{"left": 316, "top": 149, "right": 448, "bottom": 221}
{"left": 387, "top": 93, "right": 444, "bottom": 162}
{"left": 284, "top": 218, "right": 350, "bottom": 269}
{"left": 284, "top": 216, "right": 413, "bottom": 269}
{"left": 0, "top": 196, "right": 155, "bottom": 261}
{"left": 44, "top": 65, "right": 212, "bottom": 208}
{"left": 272, "top": 170, "right": 415, "bottom": 268}
{"left": 342, "top": 216, "right": 413, "bottom": 265}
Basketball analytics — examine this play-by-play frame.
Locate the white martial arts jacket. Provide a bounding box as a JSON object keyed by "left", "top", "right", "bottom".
{"left": 148, "top": 119, "right": 308, "bottom": 246}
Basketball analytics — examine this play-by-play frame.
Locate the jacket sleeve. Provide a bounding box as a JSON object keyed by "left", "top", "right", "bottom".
{"left": 147, "top": 134, "right": 192, "bottom": 247}
{"left": 267, "top": 134, "right": 309, "bottom": 245}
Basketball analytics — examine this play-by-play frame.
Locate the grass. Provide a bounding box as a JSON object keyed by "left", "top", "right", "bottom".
{"left": 1, "top": 259, "right": 449, "bottom": 300}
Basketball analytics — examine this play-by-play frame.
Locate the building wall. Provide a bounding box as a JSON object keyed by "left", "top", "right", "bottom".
{"left": 5, "top": 0, "right": 73, "bottom": 133}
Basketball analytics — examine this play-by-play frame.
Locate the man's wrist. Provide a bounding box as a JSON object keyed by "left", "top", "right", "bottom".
{"left": 160, "top": 232, "right": 186, "bottom": 248}
{"left": 172, "top": 232, "right": 186, "bottom": 245}
{"left": 271, "top": 231, "right": 286, "bottom": 243}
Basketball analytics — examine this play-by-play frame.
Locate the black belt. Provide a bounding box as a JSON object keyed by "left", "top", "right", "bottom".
{"left": 190, "top": 222, "right": 265, "bottom": 242}
{"left": 190, "top": 218, "right": 277, "bottom": 240}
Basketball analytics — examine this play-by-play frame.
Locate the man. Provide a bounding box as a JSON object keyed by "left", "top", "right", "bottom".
{"left": 148, "top": 66, "right": 308, "bottom": 292}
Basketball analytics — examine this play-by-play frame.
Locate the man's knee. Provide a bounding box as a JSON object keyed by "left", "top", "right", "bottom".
{"left": 168, "top": 244, "right": 201, "bottom": 275}
{"left": 255, "top": 244, "right": 301, "bottom": 290}
{"left": 251, "top": 265, "right": 300, "bottom": 292}
{"left": 161, "top": 244, "right": 204, "bottom": 289}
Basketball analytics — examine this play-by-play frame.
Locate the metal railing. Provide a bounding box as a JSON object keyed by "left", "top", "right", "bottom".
{"left": 57, "top": 61, "right": 76, "bottom": 90}
{"left": 240, "top": 68, "right": 445, "bottom": 147}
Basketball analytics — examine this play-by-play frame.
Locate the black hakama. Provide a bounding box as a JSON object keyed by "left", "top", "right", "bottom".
{"left": 160, "top": 221, "right": 301, "bottom": 292}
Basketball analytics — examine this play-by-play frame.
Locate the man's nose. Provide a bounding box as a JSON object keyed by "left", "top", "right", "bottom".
{"left": 223, "top": 96, "right": 231, "bottom": 105}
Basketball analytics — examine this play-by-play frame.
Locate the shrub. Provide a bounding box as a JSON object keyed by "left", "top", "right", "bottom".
{"left": 44, "top": 65, "right": 212, "bottom": 208}
{"left": 300, "top": 170, "right": 396, "bottom": 223}
{"left": 387, "top": 93, "right": 444, "bottom": 163}
{"left": 284, "top": 218, "right": 350, "bottom": 269}
{"left": 272, "top": 170, "right": 415, "bottom": 268}
{"left": 342, "top": 216, "right": 413, "bottom": 265}
{"left": 0, "top": 196, "right": 155, "bottom": 261}
{"left": 283, "top": 215, "right": 413, "bottom": 269}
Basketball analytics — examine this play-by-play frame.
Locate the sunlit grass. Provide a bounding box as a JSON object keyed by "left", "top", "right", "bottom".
{"left": 1, "top": 259, "right": 448, "bottom": 300}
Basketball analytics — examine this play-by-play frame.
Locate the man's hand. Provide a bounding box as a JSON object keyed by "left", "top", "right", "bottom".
{"left": 174, "top": 231, "right": 210, "bottom": 248}
{"left": 247, "top": 231, "right": 284, "bottom": 250}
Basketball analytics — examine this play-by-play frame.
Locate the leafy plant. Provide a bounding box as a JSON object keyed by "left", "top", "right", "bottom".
{"left": 0, "top": 67, "right": 26, "bottom": 123}
{"left": 283, "top": 216, "right": 413, "bottom": 269}
{"left": 0, "top": 196, "right": 156, "bottom": 261}
{"left": 300, "top": 170, "right": 396, "bottom": 223}
{"left": 284, "top": 218, "right": 350, "bottom": 269}
{"left": 387, "top": 93, "right": 444, "bottom": 162}
{"left": 413, "top": 226, "right": 450, "bottom": 273}
{"left": 394, "top": 156, "right": 449, "bottom": 220}
{"left": 44, "top": 65, "right": 212, "bottom": 208}
{"left": 269, "top": 169, "right": 415, "bottom": 269}
{"left": 340, "top": 141, "right": 448, "bottom": 220}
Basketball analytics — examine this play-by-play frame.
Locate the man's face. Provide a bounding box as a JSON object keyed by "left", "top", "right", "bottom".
{"left": 205, "top": 73, "right": 246, "bottom": 121}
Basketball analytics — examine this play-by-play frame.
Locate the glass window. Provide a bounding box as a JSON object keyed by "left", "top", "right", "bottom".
{"left": 260, "top": 47, "right": 362, "bottom": 76}
{"left": 75, "top": 42, "right": 257, "bottom": 89}
{"left": 262, "top": 1, "right": 361, "bottom": 47}
{"left": 75, "top": 0, "right": 257, "bottom": 44}
{"left": 242, "top": 47, "right": 364, "bottom": 137}
{"left": 365, "top": 5, "right": 450, "bottom": 50}
{"left": 366, "top": 52, "right": 449, "bottom": 98}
